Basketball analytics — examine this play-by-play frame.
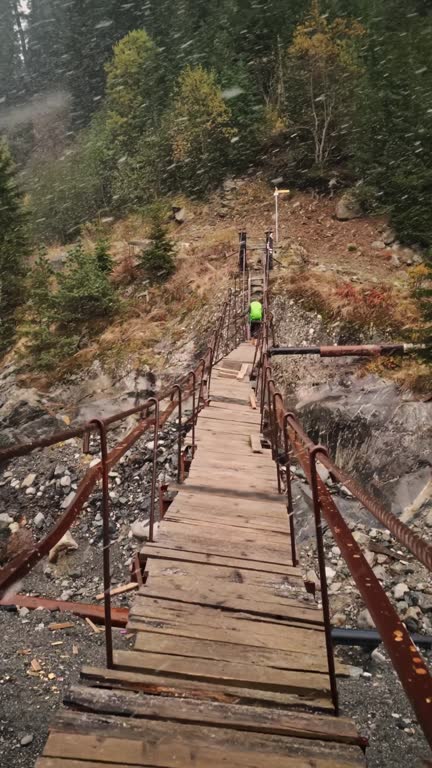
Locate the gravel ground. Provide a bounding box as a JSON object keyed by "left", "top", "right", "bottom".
{"left": 0, "top": 608, "right": 133, "bottom": 767}
{"left": 337, "top": 646, "right": 431, "bottom": 767}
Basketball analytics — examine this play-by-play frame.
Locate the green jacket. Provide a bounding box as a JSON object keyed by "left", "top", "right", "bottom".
{"left": 249, "top": 301, "right": 263, "bottom": 322}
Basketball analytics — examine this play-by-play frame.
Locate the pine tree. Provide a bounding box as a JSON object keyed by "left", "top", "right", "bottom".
{"left": 27, "top": 0, "right": 68, "bottom": 95}
{"left": 56, "top": 241, "right": 118, "bottom": 326}
{"left": 0, "top": 0, "right": 25, "bottom": 105}
{"left": 141, "top": 213, "right": 176, "bottom": 284}
{"left": 0, "top": 140, "right": 28, "bottom": 354}
{"left": 24, "top": 249, "right": 56, "bottom": 366}
{"left": 95, "top": 239, "right": 114, "bottom": 274}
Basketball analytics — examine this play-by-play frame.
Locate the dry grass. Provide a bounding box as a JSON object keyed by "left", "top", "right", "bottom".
{"left": 275, "top": 270, "right": 419, "bottom": 336}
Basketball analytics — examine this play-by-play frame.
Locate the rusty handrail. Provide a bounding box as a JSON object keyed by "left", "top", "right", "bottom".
{"left": 0, "top": 286, "right": 245, "bottom": 598}
{"left": 257, "top": 293, "right": 432, "bottom": 748}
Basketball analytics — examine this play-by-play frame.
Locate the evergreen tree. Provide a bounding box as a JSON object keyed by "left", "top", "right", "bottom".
{"left": 141, "top": 212, "right": 176, "bottom": 284}
{"left": 105, "top": 30, "right": 162, "bottom": 152}
{"left": 95, "top": 239, "right": 114, "bottom": 274}
{"left": 24, "top": 249, "right": 56, "bottom": 366}
{"left": 56, "top": 241, "right": 118, "bottom": 326}
{"left": 0, "top": 0, "right": 25, "bottom": 105}
{"left": 27, "top": 0, "right": 67, "bottom": 95}
{"left": 0, "top": 140, "right": 28, "bottom": 354}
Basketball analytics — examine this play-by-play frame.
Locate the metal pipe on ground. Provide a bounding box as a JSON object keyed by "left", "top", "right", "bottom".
{"left": 268, "top": 344, "right": 425, "bottom": 357}
{"left": 332, "top": 628, "right": 432, "bottom": 651}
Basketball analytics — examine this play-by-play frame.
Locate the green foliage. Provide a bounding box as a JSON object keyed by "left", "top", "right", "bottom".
{"left": 22, "top": 240, "right": 118, "bottom": 371}
{"left": 27, "top": 116, "right": 112, "bottom": 244}
{"left": 26, "top": 248, "right": 54, "bottom": 325}
{"left": 140, "top": 212, "right": 176, "bottom": 284}
{"left": 168, "top": 66, "right": 235, "bottom": 194}
{"left": 0, "top": 140, "right": 28, "bottom": 354}
{"left": 285, "top": 1, "right": 365, "bottom": 174}
{"left": 105, "top": 30, "right": 161, "bottom": 151}
{"left": 410, "top": 262, "right": 432, "bottom": 361}
{"left": 56, "top": 242, "right": 118, "bottom": 326}
{"left": 95, "top": 239, "right": 114, "bottom": 274}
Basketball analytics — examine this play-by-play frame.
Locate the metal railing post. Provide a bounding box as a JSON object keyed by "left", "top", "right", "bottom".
{"left": 270, "top": 388, "right": 282, "bottom": 494}
{"left": 188, "top": 371, "right": 197, "bottom": 459}
{"left": 147, "top": 398, "right": 159, "bottom": 544}
{"left": 89, "top": 418, "right": 113, "bottom": 670}
{"left": 283, "top": 413, "right": 297, "bottom": 567}
{"left": 309, "top": 444, "right": 339, "bottom": 715}
{"left": 171, "top": 385, "right": 183, "bottom": 484}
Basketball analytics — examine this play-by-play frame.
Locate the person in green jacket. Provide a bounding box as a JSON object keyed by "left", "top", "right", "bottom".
{"left": 249, "top": 299, "right": 263, "bottom": 341}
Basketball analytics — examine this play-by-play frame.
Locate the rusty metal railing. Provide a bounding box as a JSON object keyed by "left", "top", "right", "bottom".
{"left": 255, "top": 272, "right": 432, "bottom": 747}
{"left": 0, "top": 284, "right": 246, "bottom": 668}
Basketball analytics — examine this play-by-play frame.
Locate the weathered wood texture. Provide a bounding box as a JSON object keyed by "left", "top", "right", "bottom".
{"left": 35, "top": 343, "right": 366, "bottom": 768}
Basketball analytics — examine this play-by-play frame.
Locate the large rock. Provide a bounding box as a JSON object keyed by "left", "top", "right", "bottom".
{"left": 336, "top": 193, "right": 362, "bottom": 221}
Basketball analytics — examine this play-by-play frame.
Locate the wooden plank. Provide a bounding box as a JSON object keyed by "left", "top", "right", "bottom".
{"left": 237, "top": 363, "right": 249, "bottom": 380}
{"left": 140, "top": 545, "right": 300, "bottom": 576}
{"left": 168, "top": 489, "right": 286, "bottom": 515}
{"left": 158, "top": 520, "right": 290, "bottom": 548}
{"left": 132, "top": 632, "right": 333, "bottom": 674}
{"left": 64, "top": 685, "right": 363, "bottom": 745}
{"left": 128, "top": 597, "right": 326, "bottom": 644}
{"left": 166, "top": 500, "right": 288, "bottom": 526}
{"left": 153, "top": 532, "right": 293, "bottom": 565}
{"left": 135, "top": 582, "right": 321, "bottom": 625}
{"left": 127, "top": 616, "right": 327, "bottom": 657}
{"left": 80, "top": 665, "right": 333, "bottom": 710}
{"left": 42, "top": 711, "right": 364, "bottom": 766}
{"left": 111, "top": 648, "right": 329, "bottom": 693}
{"left": 95, "top": 583, "right": 138, "bottom": 601}
{"left": 145, "top": 559, "right": 299, "bottom": 592}
{"left": 163, "top": 512, "right": 291, "bottom": 537}
{"left": 198, "top": 411, "right": 261, "bottom": 425}
{"left": 250, "top": 433, "right": 263, "bottom": 453}
{"left": 174, "top": 484, "right": 282, "bottom": 505}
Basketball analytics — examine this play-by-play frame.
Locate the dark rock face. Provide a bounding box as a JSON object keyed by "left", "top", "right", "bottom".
{"left": 0, "top": 400, "right": 64, "bottom": 448}
{"left": 297, "top": 375, "right": 432, "bottom": 512}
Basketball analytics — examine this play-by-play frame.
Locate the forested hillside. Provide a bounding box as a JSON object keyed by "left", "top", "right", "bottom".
{"left": 0, "top": 0, "right": 431, "bottom": 365}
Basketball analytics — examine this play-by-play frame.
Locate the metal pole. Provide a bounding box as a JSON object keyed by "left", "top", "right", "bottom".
{"left": 271, "top": 391, "right": 282, "bottom": 494}
{"left": 283, "top": 413, "right": 297, "bottom": 566}
{"left": 147, "top": 398, "right": 159, "bottom": 544}
{"left": 309, "top": 444, "right": 339, "bottom": 715}
{"left": 188, "top": 371, "right": 197, "bottom": 459}
{"left": 275, "top": 189, "right": 279, "bottom": 244}
{"left": 89, "top": 419, "right": 113, "bottom": 670}
{"left": 171, "top": 385, "right": 183, "bottom": 484}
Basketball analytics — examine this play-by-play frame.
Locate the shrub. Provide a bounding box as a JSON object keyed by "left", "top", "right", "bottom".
{"left": 94, "top": 239, "right": 114, "bottom": 274}
{"left": 56, "top": 242, "right": 118, "bottom": 326}
{"left": 140, "top": 212, "right": 176, "bottom": 284}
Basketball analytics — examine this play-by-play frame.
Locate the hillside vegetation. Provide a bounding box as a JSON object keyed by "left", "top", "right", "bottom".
{"left": 0, "top": 0, "right": 431, "bottom": 377}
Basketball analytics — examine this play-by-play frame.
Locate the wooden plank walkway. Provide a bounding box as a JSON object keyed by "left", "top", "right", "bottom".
{"left": 36, "top": 342, "right": 366, "bottom": 768}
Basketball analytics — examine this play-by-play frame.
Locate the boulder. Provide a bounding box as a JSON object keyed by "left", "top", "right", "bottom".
{"left": 358, "top": 608, "right": 375, "bottom": 629}
{"left": 48, "top": 531, "right": 78, "bottom": 563}
{"left": 382, "top": 229, "right": 396, "bottom": 246}
{"left": 393, "top": 582, "right": 409, "bottom": 600}
{"left": 404, "top": 606, "right": 422, "bottom": 632}
{"left": 335, "top": 193, "right": 362, "bottom": 221}
{"left": 172, "top": 207, "right": 190, "bottom": 224}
